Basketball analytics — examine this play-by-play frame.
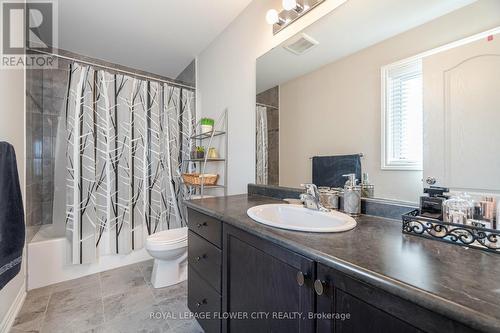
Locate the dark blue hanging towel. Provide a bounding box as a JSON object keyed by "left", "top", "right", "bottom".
{"left": 0, "top": 142, "right": 25, "bottom": 290}
{"left": 312, "top": 154, "right": 362, "bottom": 188}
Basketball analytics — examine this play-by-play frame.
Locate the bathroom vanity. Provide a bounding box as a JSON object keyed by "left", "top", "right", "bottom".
{"left": 186, "top": 194, "right": 500, "bottom": 333}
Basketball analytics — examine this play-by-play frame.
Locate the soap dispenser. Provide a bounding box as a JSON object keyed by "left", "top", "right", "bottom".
{"left": 343, "top": 174, "right": 361, "bottom": 217}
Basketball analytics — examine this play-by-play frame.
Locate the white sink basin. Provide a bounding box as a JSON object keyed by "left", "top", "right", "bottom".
{"left": 247, "top": 204, "right": 357, "bottom": 233}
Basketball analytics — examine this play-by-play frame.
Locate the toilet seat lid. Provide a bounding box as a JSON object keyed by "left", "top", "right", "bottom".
{"left": 147, "top": 227, "right": 188, "bottom": 245}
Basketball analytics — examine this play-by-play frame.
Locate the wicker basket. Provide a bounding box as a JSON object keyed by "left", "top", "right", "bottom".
{"left": 182, "top": 173, "right": 219, "bottom": 186}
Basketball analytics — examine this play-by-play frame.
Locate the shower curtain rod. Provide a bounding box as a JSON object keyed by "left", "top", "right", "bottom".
{"left": 28, "top": 48, "right": 196, "bottom": 91}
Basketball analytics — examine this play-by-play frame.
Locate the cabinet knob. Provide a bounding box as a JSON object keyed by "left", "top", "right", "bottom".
{"left": 314, "top": 279, "right": 327, "bottom": 296}
{"left": 195, "top": 299, "right": 207, "bottom": 307}
{"left": 197, "top": 222, "right": 208, "bottom": 228}
{"left": 296, "top": 271, "right": 307, "bottom": 286}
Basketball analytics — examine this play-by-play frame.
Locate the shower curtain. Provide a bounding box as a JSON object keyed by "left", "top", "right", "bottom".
{"left": 256, "top": 105, "right": 268, "bottom": 185}
{"left": 65, "top": 63, "right": 195, "bottom": 264}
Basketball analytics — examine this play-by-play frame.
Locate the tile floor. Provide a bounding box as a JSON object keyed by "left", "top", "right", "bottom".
{"left": 10, "top": 260, "right": 203, "bottom": 333}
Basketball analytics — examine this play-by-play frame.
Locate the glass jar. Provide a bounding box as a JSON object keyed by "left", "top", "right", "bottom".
{"left": 318, "top": 187, "right": 341, "bottom": 210}
{"left": 361, "top": 184, "right": 375, "bottom": 198}
{"left": 442, "top": 194, "right": 474, "bottom": 225}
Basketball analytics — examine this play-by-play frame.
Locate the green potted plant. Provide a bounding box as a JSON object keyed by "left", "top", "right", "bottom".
{"left": 201, "top": 118, "right": 215, "bottom": 134}
{"left": 195, "top": 146, "right": 205, "bottom": 159}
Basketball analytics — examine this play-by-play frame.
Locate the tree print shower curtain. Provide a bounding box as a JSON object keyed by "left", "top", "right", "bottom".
{"left": 65, "top": 63, "right": 195, "bottom": 264}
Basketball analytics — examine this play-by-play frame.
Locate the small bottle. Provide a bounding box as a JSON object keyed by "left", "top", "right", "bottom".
{"left": 419, "top": 186, "right": 449, "bottom": 220}
{"left": 468, "top": 196, "right": 497, "bottom": 248}
{"left": 496, "top": 199, "right": 500, "bottom": 230}
{"left": 342, "top": 174, "right": 361, "bottom": 217}
{"left": 361, "top": 173, "right": 375, "bottom": 198}
{"left": 480, "top": 197, "right": 496, "bottom": 225}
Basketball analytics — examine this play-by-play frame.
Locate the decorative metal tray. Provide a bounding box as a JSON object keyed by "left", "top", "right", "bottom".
{"left": 402, "top": 209, "right": 500, "bottom": 254}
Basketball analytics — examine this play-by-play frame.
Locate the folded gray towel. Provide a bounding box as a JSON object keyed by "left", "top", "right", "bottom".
{"left": 0, "top": 142, "right": 25, "bottom": 290}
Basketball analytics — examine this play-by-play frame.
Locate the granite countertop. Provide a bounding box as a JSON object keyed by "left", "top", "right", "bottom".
{"left": 185, "top": 194, "right": 500, "bottom": 333}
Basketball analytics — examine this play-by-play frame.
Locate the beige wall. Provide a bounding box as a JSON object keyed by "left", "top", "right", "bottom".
{"left": 197, "top": 0, "right": 348, "bottom": 194}
{"left": 280, "top": 0, "right": 500, "bottom": 203}
{"left": 0, "top": 66, "right": 26, "bottom": 329}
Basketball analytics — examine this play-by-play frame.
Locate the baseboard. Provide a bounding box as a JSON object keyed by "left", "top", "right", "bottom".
{"left": 0, "top": 281, "right": 26, "bottom": 333}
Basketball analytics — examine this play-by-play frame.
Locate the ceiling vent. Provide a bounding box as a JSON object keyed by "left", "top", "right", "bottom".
{"left": 283, "top": 33, "right": 319, "bottom": 55}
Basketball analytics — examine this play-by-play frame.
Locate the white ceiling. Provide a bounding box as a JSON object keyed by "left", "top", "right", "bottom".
{"left": 58, "top": 0, "right": 253, "bottom": 79}
{"left": 257, "top": 0, "right": 477, "bottom": 93}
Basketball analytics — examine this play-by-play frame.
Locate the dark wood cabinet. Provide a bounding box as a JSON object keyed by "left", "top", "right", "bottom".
{"left": 187, "top": 208, "right": 222, "bottom": 247}
{"left": 315, "top": 263, "right": 477, "bottom": 333}
{"left": 187, "top": 208, "right": 478, "bottom": 333}
{"left": 187, "top": 208, "right": 223, "bottom": 333}
{"left": 188, "top": 231, "right": 222, "bottom": 293}
{"left": 222, "top": 224, "right": 315, "bottom": 333}
{"left": 188, "top": 267, "right": 222, "bottom": 333}
{"left": 334, "top": 290, "right": 421, "bottom": 333}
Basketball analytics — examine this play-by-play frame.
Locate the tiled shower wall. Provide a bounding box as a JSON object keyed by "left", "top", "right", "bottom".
{"left": 25, "top": 58, "right": 71, "bottom": 241}
{"left": 257, "top": 86, "right": 279, "bottom": 185}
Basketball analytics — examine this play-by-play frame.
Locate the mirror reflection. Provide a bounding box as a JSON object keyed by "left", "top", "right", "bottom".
{"left": 256, "top": 1, "right": 500, "bottom": 203}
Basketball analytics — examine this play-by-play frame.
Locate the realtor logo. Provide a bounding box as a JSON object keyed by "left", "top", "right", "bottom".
{"left": 1, "top": 1, "right": 57, "bottom": 68}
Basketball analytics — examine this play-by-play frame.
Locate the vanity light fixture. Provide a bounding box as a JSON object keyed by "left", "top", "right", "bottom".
{"left": 266, "top": 9, "right": 286, "bottom": 25}
{"left": 282, "top": 0, "right": 305, "bottom": 12}
{"left": 266, "top": 0, "right": 327, "bottom": 35}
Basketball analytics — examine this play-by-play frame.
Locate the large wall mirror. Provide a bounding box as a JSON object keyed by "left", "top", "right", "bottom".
{"left": 255, "top": 0, "right": 500, "bottom": 204}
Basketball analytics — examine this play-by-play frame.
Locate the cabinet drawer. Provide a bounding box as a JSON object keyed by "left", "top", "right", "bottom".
{"left": 188, "top": 265, "right": 221, "bottom": 333}
{"left": 188, "top": 230, "right": 222, "bottom": 293}
{"left": 187, "top": 208, "right": 222, "bottom": 247}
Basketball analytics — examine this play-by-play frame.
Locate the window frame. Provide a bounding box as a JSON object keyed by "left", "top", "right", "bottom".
{"left": 381, "top": 59, "right": 423, "bottom": 171}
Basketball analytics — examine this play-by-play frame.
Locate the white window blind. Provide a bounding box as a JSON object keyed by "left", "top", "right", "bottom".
{"left": 382, "top": 59, "right": 423, "bottom": 170}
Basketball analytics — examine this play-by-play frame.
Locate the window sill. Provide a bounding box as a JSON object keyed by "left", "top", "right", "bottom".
{"left": 381, "top": 163, "right": 423, "bottom": 171}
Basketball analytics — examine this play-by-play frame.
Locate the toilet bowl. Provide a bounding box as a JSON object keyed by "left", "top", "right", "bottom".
{"left": 145, "top": 227, "right": 188, "bottom": 288}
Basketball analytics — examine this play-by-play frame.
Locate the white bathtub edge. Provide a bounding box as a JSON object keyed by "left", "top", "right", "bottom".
{"left": 27, "top": 238, "right": 152, "bottom": 290}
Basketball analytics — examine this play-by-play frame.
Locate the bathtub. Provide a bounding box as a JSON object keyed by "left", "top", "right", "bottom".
{"left": 28, "top": 224, "right": 152, "bottom": 290}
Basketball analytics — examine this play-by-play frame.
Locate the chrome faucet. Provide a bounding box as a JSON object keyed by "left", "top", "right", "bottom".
{"left": 300, "top": 183, "right": 329, "bottom": 211}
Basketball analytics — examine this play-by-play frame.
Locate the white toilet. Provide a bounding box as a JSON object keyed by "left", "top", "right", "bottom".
{"left": 145, "top": 227, "right": 188, "bottom": 288}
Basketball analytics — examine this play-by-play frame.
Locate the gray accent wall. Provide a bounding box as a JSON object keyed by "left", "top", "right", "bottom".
{"left": 176, "top": 60, "right": 196, "bottom": 87}
{"left": 256, "top": 86, "right": 279, "bottom": 185}
{"left": 26, "top": 58, "right": 71, "bottom": 241}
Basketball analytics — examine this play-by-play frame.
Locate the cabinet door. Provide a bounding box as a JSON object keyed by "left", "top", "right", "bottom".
{"left": 334, "top": 290, "right": 421, "bottom": 333}
{"left": 316, "top": 264, "right": 420, "bottom": 333}
{"left": 223, "top": 225, "right": 315, "bottom": 333}
{"left": 315, "top": 263, "right": 477, "bottom": 333}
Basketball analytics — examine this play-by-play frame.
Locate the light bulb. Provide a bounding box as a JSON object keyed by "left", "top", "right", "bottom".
{"left": 282, "top": 0, "right": 298, "bottom": 11}
{"left": 266, "top": 9, "right": 279, "bottom": 25}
